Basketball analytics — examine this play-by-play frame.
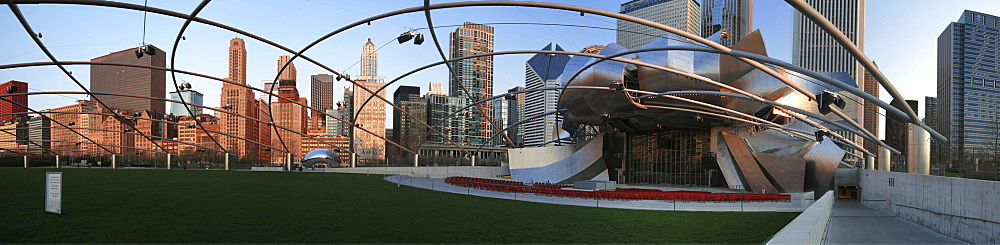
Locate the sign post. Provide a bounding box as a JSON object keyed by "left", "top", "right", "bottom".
{"left": 45, "top": 172, "right": 62, "bottom": 214}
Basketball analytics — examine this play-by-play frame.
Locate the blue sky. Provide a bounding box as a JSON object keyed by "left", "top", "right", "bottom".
{"left": 1, "top": 0, "right": 999, "bottom": 123}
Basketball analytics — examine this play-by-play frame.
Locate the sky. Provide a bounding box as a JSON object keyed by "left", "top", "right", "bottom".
{"left": 1, "top": 0, "right": 999, "bottom": 129}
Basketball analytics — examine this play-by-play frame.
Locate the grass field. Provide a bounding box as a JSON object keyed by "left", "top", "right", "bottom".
{"left": 1, "top": 168, "right": 798, "bottom": 243}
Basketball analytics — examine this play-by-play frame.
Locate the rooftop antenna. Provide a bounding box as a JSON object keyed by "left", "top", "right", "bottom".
{"left": 141, "top": 0, "right": 148, "bottom": 46}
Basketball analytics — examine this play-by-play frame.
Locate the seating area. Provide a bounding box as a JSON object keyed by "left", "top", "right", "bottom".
{"left": 444, "top": 176, "right": 791, "bottom": 202}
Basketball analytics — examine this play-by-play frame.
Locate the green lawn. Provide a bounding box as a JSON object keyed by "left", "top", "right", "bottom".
{"left": 1, "top": 168, "right": 798, "bottom": 243}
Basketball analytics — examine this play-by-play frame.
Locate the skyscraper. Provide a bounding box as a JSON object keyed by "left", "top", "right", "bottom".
{"left": 277, "top": 55, "right": 297, "bottom": 81}
{"left": 792, "top": 0, "right": 865, "bottom": 82}
{"left": 861, "top": 69, "right": 880, "bottom": 154}
{"left": 91, "top": 45, "right": 166, "bottom": 113}
{"left": 617, "top": 0, "right": 702, "bottom": 50}
{"left": 353, "top": 38, "right": 386, "bottom": 162}
{"left": 505, "top": 86, "right": 526, "bottom": 147}
{"left": 168, "top": 83, "right": 204, "bottom": 117}
{"left": 700, "top": 0, "right": 752, "bottom": 47}
{"left": 219, "top": 38, "right": 260, "bottom": 159}
{"left": 27, "top": 115, "right": 50, "bottom": 154}
{"left": 271, "top": 79, "right": 308, "bottom": 161}
{"left": 886, "top": 99, "right": 918, "bottom": 170}
{"left": 392, "top": 86, "right": 427, "bottom": 160}
{"left": 937, "top": 10, "right": 1000, "bottom": 154}
{"left": 310, "top": 74, "right": 335, "bottom": 112}
{"left": 0, "top": 80, "right": 28, "bottom": 122}
{"left": 524, "top": 43, "right": 570, "bottom": 147}
{"left": 449, "top": 22, "right": 495, "bottom": 146}
{"left": 925, "top": 96, "right": 938, "bottom": 131}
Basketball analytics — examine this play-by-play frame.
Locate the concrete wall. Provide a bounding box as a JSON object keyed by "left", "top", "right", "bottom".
{"left": 767, "top": 191, "right": 835, "bottom": 245}
{"left": 324, "top": 166, "right": 509, "bottom": 179}
{"left": 858, "top": 169, "right": 1000, "bottom": 243}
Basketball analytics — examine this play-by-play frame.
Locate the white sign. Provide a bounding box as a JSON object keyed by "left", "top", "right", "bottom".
{"left": 45, "top": 172, "right": 61, "bottom": 214}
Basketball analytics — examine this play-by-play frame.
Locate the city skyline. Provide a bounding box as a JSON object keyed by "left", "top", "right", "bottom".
{"left": 2, "top": 0, "right": 1000, "bottom": 131}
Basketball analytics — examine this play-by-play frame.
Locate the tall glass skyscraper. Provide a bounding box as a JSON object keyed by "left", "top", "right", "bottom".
{"left": 937, "top": 10, "right": 1000, "bottom": 153}
{"left": 169, "top": 88, "right": 203, "bottom": 117}
{"left": 449, "top": 22, "right": 494, "bottom": 146}
{"left": 700, "top": 0, "right": 752, "bottom": 47}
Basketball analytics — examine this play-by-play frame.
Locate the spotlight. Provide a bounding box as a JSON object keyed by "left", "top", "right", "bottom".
{"left": 397, "top": 32, "right": 413, "bottom": 44}
{"left": 817, "top": 91, "right": 845, "bottom": 115}
{"left": 135, "top": 48, "right": 144, "bottom": 59}
{"left": 181, "top": 36, "right": 186, "bottom": 40}
{"left": 413, "top": 33, "right": 424, "bottom": 45}
{"left": 609, "top": 82, "right": 624, "bottom": 91}
{"left": 143, "top": 45, "right": 156, "bottom": 56}
{"left": 6, "top": 85, "right": 18, "bottom": 94}
{"left": 36, "top": 32, "right": 42, "bottom": 38}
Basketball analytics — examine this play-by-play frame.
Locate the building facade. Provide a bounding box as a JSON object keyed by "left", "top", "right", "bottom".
{"left": 271, "top": 80, "right": 308, "bottom": 162}
{"left": 449, "top": 22, "right": 495, "bottom": 146}
{"left": 505, "top": 86, "right": 526, "bottom": 147}
{"left": 700, "top": 0, "right": 752, "bottom": 47}
{"left": 277, "top": 55, "right": 297, "bottom": 81}
{"left": 792, "top": 0, "right": 866, "bottom": 83}
{"left": 861, "top": 69, "right": 880, "bottom": 154}
{"left": 27, "top": 115, "right": 50, "bottom": 153}
{"left": 426, "top": 94, "right": 468, "bottom": 145}
{"left": 617, "top": 0, "right": 702, "bottom": 50}
{"left": 90, "top": 45, "right": 166, "bottom": 113}
{"left": 0, "top": 80, "right": 28, "bottom": 122}
{"left": 524, "top": 43, "right": 570, "bottom": 147}
{"left": 48, "top": 100, "right": 101, "bottom": 155}
{"left": 937, "top": 10, "right": 1000, "bottom": 155}
{"left": 886, "top": 99, "right": 918, "bottom": 170}
{"left": 168, "top": 87, "right": 204, "bottom": 117}
{"left": 219, "top": 38, "right": 261, "bottom": 159}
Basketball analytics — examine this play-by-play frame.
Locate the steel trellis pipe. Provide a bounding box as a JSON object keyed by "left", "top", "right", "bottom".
{"left": 166, "top": 0, "right": 226, "bottom": 154}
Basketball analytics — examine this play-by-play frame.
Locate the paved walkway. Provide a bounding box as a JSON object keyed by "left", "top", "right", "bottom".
{"left": 385, "top": 175, "right": 810, "bottom": 212}
{"left": 826, "top": 200, "right": 963, "bottom": 244}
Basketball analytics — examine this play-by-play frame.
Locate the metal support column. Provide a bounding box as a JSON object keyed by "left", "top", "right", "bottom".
{"left": 112, "top": 155, "right": 117, "bottom": 169}
{"left": 56, "top": 155, "right": 60, "bottom": 168}
{"left": 286, "top": 152, "right": 292, "bottom": 171}
{"left": 865, "top": 154, "right": 875, "bottom": 170}
{"left": 225, "top": 153, "right": 230, "bottom": 171}
{"left": 878, "top": 146, "right": 891, "bottom": 171}
{"left": 471, "top": 154, "right": 476, "bottom": 167}
{"left": 167, "top": 153, "right": 172, "bottom": 170}
{"left": 23, "top": 155, "right": 28, "bottom": 168}
{"left": 351, "top": 153, "right": 357, "bottom": 168}
{"left": 414, "top": 154, "right": 419, "bottom": 167}
{"left": 907, "top": 124, "right": 931, "bottom": 175}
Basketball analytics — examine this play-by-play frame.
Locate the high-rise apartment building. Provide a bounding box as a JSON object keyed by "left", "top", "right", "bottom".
{"left": 91, "top": 45, "right": 166, "bottom": 113}
{"left": 700, "top": 0, "right": 752, "bottom": 47}
{"left": 524, "top": 43, "right": 570, "bottom": 147}
{"left": 271, "top": 79, "right": 308, "bottom": 161}
{"left": 450, "top": 22, "right": 495, "bottom": 146}
{"left": 505, "top": 86, "right": 526, "bottom": 147}
{"left": 925, "top": 96, "right": 938, "bottom": 130}
{"left": 277, "top": 55, "right": 297, "bottom": 81}
{"left": 168, "top": 84, "right": 204, "bottom": 117}
{"left": 48, "top": 100, "right": 100, "bottom": 155}
{"left": 27, "top": 115, "right": 50, "bottom": 154}
{"left": 353, "top": 39, "right": 386, "bottom": 161}
{"left": 310, "top": 74, "right": 335, "bottom": 113}
{"left": 937, "top": 10, "right": 1000, "bottom": 153}
{"left": 861, "top": 69, "right": 880, "bottom": 154}
{"left": 617, "top": 0, "right": 702, "bottom": 50}
{"left": 392, "top": 85, "right": 423, "bottom": 153}
{"left": 427, "top": 94, "right": 468, "bottom": 145}
{"left": 886, "top": 99, "right": 918, "bottom": 170}
{"left": 219, "top": 38, "right": 260, "bottom": 159}
{"left": 0, "top": 80, "right": 28, "bottom": 122}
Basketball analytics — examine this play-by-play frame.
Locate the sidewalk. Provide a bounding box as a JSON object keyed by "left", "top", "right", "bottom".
{"left": 826, "top": 200, "right": 963, "bottom": 244}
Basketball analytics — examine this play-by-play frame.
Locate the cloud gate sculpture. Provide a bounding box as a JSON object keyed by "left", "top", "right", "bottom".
{"left": 509, "top": 30, "right": 866, "bottom": 194}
